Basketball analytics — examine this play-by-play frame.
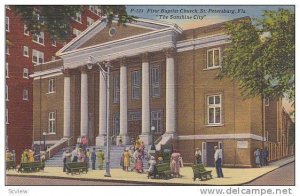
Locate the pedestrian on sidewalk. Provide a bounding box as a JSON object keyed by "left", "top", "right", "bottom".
{"left": 147, "top": 156, "right": 157, "bottom": 178}
{"left": 214, "top": 146, "right": 224, "bottom": 178}
{"left": 254, "top": 148, "right": 261, "bottom": 168}
{"left": 264, "top": 148, "right": 269, "bottom": 166}
{"left": 91, "top": 148, "right": 96, "bottom": 170}
{"left": 120, "top": 149, "right": 125, "bottom": 170}
{"left": 97, "top": 149, "right": 105, "bottom": 170}
{"left": 85, "top": 149, "right": 91, "bottom": 168}
{"left": 71, "top": 147, "right": 78, "bottom": 162}
{"left": 129, "top": 147, "right": 135, "bottom": 172}
{"left": 135, "top": 149, "right": 143, "bottom": 173}
{"left": 81, "top": 136, "right": 88, "bottom": 153}
{"left": 170, "top": 149, "right": 181, "bottom": 178}
{"left": 123, "top": 148, "right": 131, "bottom": 172}
{"left": 195, "top": 147, "right": 202, "bottom": 164}
{"left": 78, "top": 148, "right": 85, "bottom": 162}
{"left": 259, "top": 148, "right": 264, "bottom": 167}
{"left": 62, "top": 149, "right": 68, "bottom": 172}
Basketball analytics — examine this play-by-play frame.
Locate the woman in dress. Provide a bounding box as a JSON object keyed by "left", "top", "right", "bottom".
{"left": 97, "top": 149, "right": 105, "bottom": 170}
{"left": 123, "top": 148, "right": 131, "bottom": 172}
{"left": 170, "top": 149, "right": 181, "bottom": 178}
{"left": 135, "top": 149, "right": 143, "bottom": 173}
{"left": 147, "top": 156, "right": 157, "bottom": 178}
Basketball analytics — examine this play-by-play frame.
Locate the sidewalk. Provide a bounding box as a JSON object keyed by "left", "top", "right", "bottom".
{"left": 6, "top": 156, "right": 294, "bottom": 185}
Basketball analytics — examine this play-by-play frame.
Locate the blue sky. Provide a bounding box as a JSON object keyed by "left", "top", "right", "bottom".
{"left": 126, "top": 5, "right": 294, "bottom": 29}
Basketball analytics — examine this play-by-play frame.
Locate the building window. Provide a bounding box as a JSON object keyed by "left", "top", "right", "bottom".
{"left": 112, "top": 114, "right": 120, "bottom": 136}
{"left": 131, "top": 70, "right": 141, "bottom": 100}
{"left": 128, "top": 110, "right": 142, "bottom": 121}
{"left": 48, "top": 78, "right": 56, "bottom": 93}
{"left": 32, "top": 49, "right": 44, "bottom": 64}
{"left": 23, "top": 46, "right": 29, "bottom": 57}
{"left": 113, "top": 75, "right": 120, "bottom": 103}
{"left": 6, "top": 109, "right": 9, "bottom": 124}
{"left": 89, "top": 5, "right": 102, "bottom": 15}
{"left": 6, "top": 45, "right": 10, "bottom": 55}
{"left": 207, "top": 94, "right": 222, "bottom": 125}
{"left": 207, "top": 48, "right": 221, "bottom": 68}
{"left": 73, "top": 28, "right": 82, "bottom": 37}
{"left": 32, "top": 32, "right": 44, "bottom": 45}
{"left": 24, "top": 25, "right": 29, "bottom": 36}
{"left": 48, "top": 112, "right": 56, "bottom": 133}
{"left": 23, "top": 89, "right": 29, "bottom": 100}
{"left": 6, "top": 84, "right": 9, "bottom": 101}
{"left": 264, "top": 98, "right": 269, "bottom": 106}
{"left": 6, "top": 17, "right": 9, "bottom": 32}
{"left": 6, "top": 63, "right": 9, "bottom": 78}
{"left": 51, "top": 39, "right": 56, "bottom": 47}
{"left": 73, "top": 12, "right": 82, "bottom": 23}
{"left": 23, "top": 68, "right": 29, "bottom": 79}
{"left": 151, "top": 65, "right": 161, "bottom": 97}
{"left": 87, "top": 17, "right": 95, "bottom": 26}
{"left": 151, "top": 110, "right": 163, "bottom": 133}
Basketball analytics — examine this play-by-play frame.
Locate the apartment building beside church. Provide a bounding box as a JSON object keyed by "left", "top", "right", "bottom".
{"left": 31, "top": 17, "right": 292, "bottom": 167}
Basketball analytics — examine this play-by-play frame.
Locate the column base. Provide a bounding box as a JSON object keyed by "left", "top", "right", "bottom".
{"left": 116, "top": 135, "right": 130, "bottom": 146}
{"left": 96, "top": 135, "right": 106, "bottom": 147}
{"left": 139, "top": 134, "right": 153, "bottom": 146}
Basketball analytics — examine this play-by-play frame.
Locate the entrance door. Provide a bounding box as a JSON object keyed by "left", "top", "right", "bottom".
{"left": 207, "top": 142, "right": 218, "bottom": 167}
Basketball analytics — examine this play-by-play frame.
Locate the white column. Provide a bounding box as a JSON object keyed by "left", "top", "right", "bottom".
{"left": 166, "top": 48, "right": 176, "bottom": 134}
{"left": 96, "top": 69, "right": 107, "bottom": 146}
{"left": 139, "top": 53, "right": 152, "bottom": 145}
{"left": 63, "top": 70, "right": 71, "bottom": 138}
{"left": 80, "top": 67, "right": 88, "bottom": 137}
{"left": 117, "top": 58, "right": 129, "bottom": 145}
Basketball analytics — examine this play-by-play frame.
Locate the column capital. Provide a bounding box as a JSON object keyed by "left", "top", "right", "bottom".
{"left": 164, "top": 47, "right": 176, "bottom": 58}
{"left": 141, "top": 52, "right": 149, "bottom": 63}
{"left": 119, "top": 57, "right": 127, "bottom": 67}
{"left": 80, "top": 65, "right": 88, "bottom": 73}
{"left": 62, "top": 69, "right": 71, "bottom": 76}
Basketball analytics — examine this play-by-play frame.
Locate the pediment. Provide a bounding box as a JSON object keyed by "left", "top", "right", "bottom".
{"left": 57, "top": 18, "right": 179, "bottom": 55}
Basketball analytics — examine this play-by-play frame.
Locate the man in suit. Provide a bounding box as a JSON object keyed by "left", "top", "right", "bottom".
{"left": 91, "top": 148, "right": 96, "bottom": 170}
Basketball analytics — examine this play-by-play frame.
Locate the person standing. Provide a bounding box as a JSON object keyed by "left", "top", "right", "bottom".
{"left": 170, "top": 149, "right": 181, "bottom": 178}
{"left": 85, "top": 149, "right": 91, "bottom": 168}
{"left": 135, "top": 149, "right": 143, "bottom": 173}
{"left": 71, "top": 147, "right": 78, "bottom": 162}
{"left": 81, "top": 136, "right": 88, "bottom": 153}
{"left": 62, "top": 149, "right": 67, "bottom": 172}
{"left": 264, "top": 148, "right": 269, "bottom": 166}
{"left": 195, "top": 147, "right": 202, "bottom": 164}
{"left": 21, "top": 150, "right": 29, "bottom": 163}
{"left": 214, "top": 146, "right": 224, "bottom": 178}
{"left": 254, "top": 148, "right": 261, "bottom": 168}
{"left": 147, "top": 156, "right": 157, "bottom": 178}
{"left": 97, "top": 149, "right": 105, "bottom": 170}
{"left": 28, "top": 149, "right": 34, "bottom": 162}
{"left": 91, "top": 148, "right": 96, "bottom": 170}
{"left": 123, "top": 148, "right": 131, "bottom": 172}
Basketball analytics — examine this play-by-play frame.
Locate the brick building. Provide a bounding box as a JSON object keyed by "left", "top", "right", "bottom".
{"left": 5, "top": 5, "right": 101, "bottom": 162}
{"left": 31, "top": 17, "right": 292, "bottom": 167}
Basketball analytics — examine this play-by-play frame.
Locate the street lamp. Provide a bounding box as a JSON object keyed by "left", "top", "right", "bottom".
{"left": 42, "top": 132, "right": 47, "bottom": 151}
{"left": 87, "top": 55, "right": 111, "bottom": 177}
{"left": 150, "top": 126, "right": 156, "bottom": 151}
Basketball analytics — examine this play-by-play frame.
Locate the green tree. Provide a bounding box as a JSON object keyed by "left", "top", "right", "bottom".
{"left": 218, "top": 9, "right": 294, "bottom": 148}
{"left": 219, "top": 8, "right": 295, "bottom": 104}
{"left": 13, "top": 5, "right": 135, "bottom": 41}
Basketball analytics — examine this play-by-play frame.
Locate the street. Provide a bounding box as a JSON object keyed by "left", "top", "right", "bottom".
{"left": 246, "top": 162, "right": 295, "bottom": 186}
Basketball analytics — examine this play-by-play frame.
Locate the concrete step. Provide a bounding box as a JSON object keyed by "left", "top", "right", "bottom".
{"left": 45, "top": 145, "right": 150, "bottom": 169}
